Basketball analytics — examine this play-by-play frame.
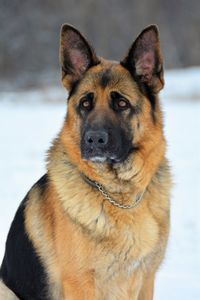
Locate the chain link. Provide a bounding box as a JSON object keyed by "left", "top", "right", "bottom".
{"left": 86, "top": 177, "right": 145, "bottom": 209}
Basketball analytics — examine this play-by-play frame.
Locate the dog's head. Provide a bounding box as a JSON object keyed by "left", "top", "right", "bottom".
{"left": 60, "top": 24, "right": 165, "bottom": 181}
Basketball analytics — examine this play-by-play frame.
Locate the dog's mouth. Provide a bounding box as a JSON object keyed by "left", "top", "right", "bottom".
{"left": 81, "top": 147, "right": 134, "bottom": 164}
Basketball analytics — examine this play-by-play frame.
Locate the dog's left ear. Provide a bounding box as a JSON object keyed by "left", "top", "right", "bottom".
{"left": 60, "top": 24, "right": 99, "bottom": 90}
{"left": 121, "top": 25, "right": 164, "bottom": 93}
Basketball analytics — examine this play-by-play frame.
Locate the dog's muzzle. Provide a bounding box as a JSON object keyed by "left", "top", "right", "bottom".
{"left": 81, "top": 123, "right": 133, "bottom": 164}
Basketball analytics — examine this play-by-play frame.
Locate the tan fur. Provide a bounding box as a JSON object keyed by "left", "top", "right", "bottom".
{"left": 23, "top": 28, "right": 171, "bottom": 299}
{"left": 24, "top": 138, "right": 170, "bottom": 299}
{"left": 0, "top": 280, "right": 19, "bottom": 300}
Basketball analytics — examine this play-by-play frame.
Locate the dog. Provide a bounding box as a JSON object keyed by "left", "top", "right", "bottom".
{"left": 0, "top": 24, "right": 171, "bottom": 300}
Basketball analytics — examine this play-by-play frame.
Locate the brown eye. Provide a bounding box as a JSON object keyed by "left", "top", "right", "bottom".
{"left": 80, "top": 93, "right": 94, "bottom": 111}
{"left": 117, "top": 99, "right": 129, "bottom": 109}
{"left": 111, "top": 91, "right": 130, "bottom": 111}
{"left": 82, "top": 100, "right": 91, "bottom": 108}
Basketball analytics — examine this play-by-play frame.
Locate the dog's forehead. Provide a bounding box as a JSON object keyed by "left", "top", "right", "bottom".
{"left": 81, "top": 60, "right": 139, "bottom": 92}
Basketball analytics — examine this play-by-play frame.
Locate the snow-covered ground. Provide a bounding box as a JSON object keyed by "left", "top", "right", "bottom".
{"left": 0, "top": 68, "right": 200, "bottom": 299}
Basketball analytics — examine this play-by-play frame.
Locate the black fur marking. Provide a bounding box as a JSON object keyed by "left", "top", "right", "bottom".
{"left": 0, "top": 175, "right": 49, "bottom": 300}
{"left": 68, "top": 79, "right": 81, "bottom": 99}
{"left": 37, "top": 174, "right": 48, "bottom": 196}
{"left": 99, "top": 69, "right": 112, "bottom": 88}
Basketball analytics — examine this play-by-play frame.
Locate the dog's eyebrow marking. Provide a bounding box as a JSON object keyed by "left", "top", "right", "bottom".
{"left": 68, "top": 79, "right": 81, "bottom": 99}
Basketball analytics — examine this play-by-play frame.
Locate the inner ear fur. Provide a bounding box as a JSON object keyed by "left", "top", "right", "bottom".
{"left": 60, "top": 24, "right": 99, "bottom": 90}
{"left": 121, "top": 25, "right": 164, "bottom": 93}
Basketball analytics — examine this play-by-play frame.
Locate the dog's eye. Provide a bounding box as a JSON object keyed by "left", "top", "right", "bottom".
{"left": 81, "top": 99, "right": 91, "bottom": 108}
{"left": 111, "top": 92, "right": 130, "bottom": 111}
{"left": 80, "top": 93, "right": 94, "bottom": 111}
{"left": 116, "top": 99, "right": 129, "bottom": 109}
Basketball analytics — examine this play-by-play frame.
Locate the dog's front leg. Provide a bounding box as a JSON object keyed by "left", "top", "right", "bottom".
{"left": 138, "top": 274, "right": 155, "bottom": 300}
{"left": 126, "top": 269, "right": 143, "bottom": 300}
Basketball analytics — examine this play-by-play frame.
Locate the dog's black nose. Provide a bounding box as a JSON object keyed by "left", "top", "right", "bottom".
{"left": 84, "top": 130, "right": 109, "bottom": 148}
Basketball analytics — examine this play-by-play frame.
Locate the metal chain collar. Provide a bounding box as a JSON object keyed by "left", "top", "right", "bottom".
{"left": 85, "top": 176, "right": 146, "bottom": 210}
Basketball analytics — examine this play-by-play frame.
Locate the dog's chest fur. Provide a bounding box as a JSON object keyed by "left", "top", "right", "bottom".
{"left": 43, "top": 179, "right": 159, "bottom": 273}
{"left": 36, "top": 183, "right": 160, "bottom": 299}
{"left": 23, "top": 142, "right": 170, "bottom": 299}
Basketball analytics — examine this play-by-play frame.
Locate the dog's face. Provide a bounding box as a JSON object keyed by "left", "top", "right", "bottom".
{"left": 66, "top": 63, "right": 140, "bottom": 164}
{"left": 60, "top": 24, "right": 165, "bottom": 171}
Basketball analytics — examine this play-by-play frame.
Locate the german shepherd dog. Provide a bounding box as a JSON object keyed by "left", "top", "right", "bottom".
{"left": 0, "top": 24, "right": 171, "bottom": 300}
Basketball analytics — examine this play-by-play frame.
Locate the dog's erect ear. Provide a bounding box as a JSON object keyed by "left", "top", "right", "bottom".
{"left": 121, "top": 25, "right": 164, "bottom": 93}
{"left": 60, "top": 24, "right": 99, "bottom": 89}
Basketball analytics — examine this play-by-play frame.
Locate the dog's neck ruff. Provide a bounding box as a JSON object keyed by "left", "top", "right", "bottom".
{"left": 82, "top": 174, "right": 146, "bottom": 209}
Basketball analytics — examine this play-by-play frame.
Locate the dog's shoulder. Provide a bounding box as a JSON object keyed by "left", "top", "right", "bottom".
{"left": 0, "top": 175, "right": 49, "bottom": 300}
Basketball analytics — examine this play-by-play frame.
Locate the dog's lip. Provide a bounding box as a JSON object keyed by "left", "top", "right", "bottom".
{"left": 82, "top": 153, "right": 120, "bottom": 164}
{"left": 82, "top": 154, "right": 110, "bottom": 162}
{"left": 90, "top": 156, "right": 107, "bottom": 163}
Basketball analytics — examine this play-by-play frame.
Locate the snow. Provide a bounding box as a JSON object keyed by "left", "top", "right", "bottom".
{"left": 154, "top": 100, "right": 200, "bottom": 300}
{"left": 161, "top": 67, "right": 200, "bottom": 100}
{"left": 0, "top": 68, "right": 200, "bottom": 299}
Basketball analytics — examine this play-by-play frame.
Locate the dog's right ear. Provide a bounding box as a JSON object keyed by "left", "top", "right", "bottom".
{"left": 60, "top": 24, "right": 99, "bottom": 90}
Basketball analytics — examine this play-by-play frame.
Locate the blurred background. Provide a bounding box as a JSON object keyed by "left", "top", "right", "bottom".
{"left": 0, "top": 0, "right": 200, "bottom": 90}
{"left": 0, "top": 1, "right": 200, "bottom": 299}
